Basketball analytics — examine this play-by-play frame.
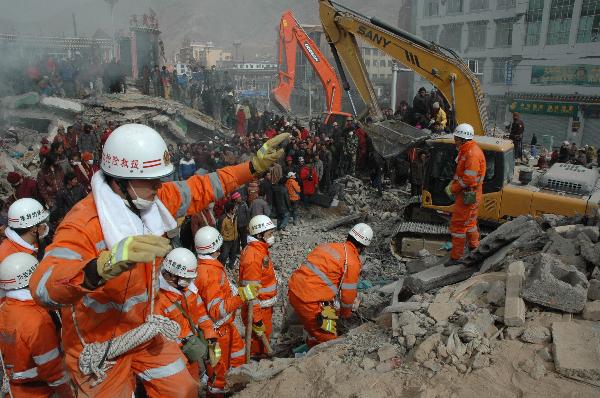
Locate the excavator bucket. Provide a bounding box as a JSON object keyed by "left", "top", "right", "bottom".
{"left": 271, "top": 85, "right": 292, "bottom": 114}
{"left": 367, "top": 119, "right": 431, "bottom": 159}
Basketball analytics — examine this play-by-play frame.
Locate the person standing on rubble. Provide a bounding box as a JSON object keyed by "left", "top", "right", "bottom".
{"left": 444, "top": 123, "right": 486, "bottom": 266}
{"left": 156, "top": 248, "right": 218, "bottom": 392}
{"left": 0, "top": 253, "right": 74, "bottom": 398}
{"left": 287, "top": 223, "right": 373, "bottom": 347}
{"left": 194, "top": 226, "right": 258, "bottom": 397}
{"left": 29, "top": 123, "right": 289, "bottom": 397}
{"left": 239, "top": 215, "right": 278, "bottom": 359}
{"left": 509, "top": 112, "right": 525, "bottom": 163}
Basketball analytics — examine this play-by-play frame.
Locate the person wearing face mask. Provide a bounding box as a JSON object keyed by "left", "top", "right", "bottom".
{"left": 156, "top": 248, "right": 218, "bottom": 393}
{"left": 0, "top": 198, "right": 50, "bottom": 263}
{"left": 29, "top": 124, "right": 289, "bottom": 398}
{"left": 193, "top": 226, "right": 258, "bottom": 397}
{"left": 287, "top": 223, "right": 373, "bottom": 347}
{"left": 238, "top": 215, "right": 277, "bottom": 359}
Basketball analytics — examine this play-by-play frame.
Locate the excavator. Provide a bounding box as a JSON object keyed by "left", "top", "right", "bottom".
{"left": 318, "top": 0, "right": 600, "bottom": 256}
{"left": 271, "top": 10, "right": 352, "bottom": 129}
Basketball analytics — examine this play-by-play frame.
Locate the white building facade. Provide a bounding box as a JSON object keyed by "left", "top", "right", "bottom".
{"left": 415, "top": 0, "right": 600, "bottom": 147}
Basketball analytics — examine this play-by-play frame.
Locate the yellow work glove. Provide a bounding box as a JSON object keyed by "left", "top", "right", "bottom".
{"left": 208, "top": 340, "right": 222, "bottom": 367}
{"left": 97, "top": 235, "right": 172, "bottom": 282}
{"left": 321, "top": 305, "right": 339, "bottom": 320}
{"left": 252, "top": 321, "right": 266, "bottom": 337}
{"left": 444, "top": 182, "right": 455, "bottom": 200}
{"left": 238, "top": 284, "right": 260, "bottom": 302}
{"left": 251, "top": 133, "right": 290, "bottom": 174}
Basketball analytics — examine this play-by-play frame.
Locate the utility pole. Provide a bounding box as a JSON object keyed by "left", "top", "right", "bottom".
{"left": 72, "top": 13, "right": 78, "bottom": 37}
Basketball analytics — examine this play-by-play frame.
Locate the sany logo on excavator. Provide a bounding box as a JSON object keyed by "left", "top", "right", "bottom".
{"left": 357, "top": 25, "right": 391, "bottom": 48}
{"left": 303, "top": 42, "right": 320, "bottom": 63}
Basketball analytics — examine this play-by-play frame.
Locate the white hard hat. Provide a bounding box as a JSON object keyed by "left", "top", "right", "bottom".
{"left": 162, "top": 248, "right": 198, "bottom": 278}
{"left": 101, "top": 123, "right": 174, "bottom": 179}
{"left": 287, "top": 172, "right": 296, "bottom": 178}
{"left": 432, "top": 102, "right": 440, "bottom": 109}
{"left": 248, "top": 215, "right": 275, "bottom": 236}
{"left": 194, "top": 226, "right": 223, "bottom": 254}
{"left": 0, "top": 253, "right": 38, "bottom": 290}
{"left": 7, "top": 198, "right": 49, "bottom": 229}
{"left": 453, "top": 123, "right": 475, "bottom": 140}
{"left": 349, "top": 223, "right": 373, "bottom": 246}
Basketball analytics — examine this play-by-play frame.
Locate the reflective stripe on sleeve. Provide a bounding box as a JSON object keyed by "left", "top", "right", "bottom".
{"left": 207, "top": 297, "right": 223, "bottom": 311}
{"left": 35, "top": 267, "right": 61, "bottom": 307}
{"left": 341, "top": 282, "right": 357, "bottom": 290}
{"left": 137, "top": 358, "right": 186, "bottom": 381}
{"left": 198, "top": 315, "right": 211, "bottom": 323}
{"left": 33, "top": 348, "right": 59, "bottom": 366}
{"left": 12, "top": 367, "right": 38, "bottom": 380}
{"left": 96, "top": 240, "right": 107, "bottom": 251}
{"left": 44, "top": 247, "right": 83, "bottom": 261}
{"left": 174, "top": 181, "right": 192, "bottom": 217}
{"left": 340, "top": 302, "right": 353, "bottom": 308}
{"left": 164, "top": 303, "right": 178, "bottom": 314}
{"left": 463, "top": 169, "right": 478, "bottom": 176}
{"left": 240, "top": 280, "right": 260, "bottom": 285}
{"left": 82, "top": 291, "right": 148, "bottom": 313}
{"left": 304, "top": 261, "right": 338, "bottom": 296}
{"left": 259, "top": 284, "right": 277, "bottom": 294}
{"left": 208, "top": 172, "right": 225, "bottom": 200}
{"left": 230, "top": 348, "right": 246, "bottom": 359}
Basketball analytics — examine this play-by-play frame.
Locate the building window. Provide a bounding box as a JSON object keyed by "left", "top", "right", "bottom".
{"left": 547, "top": 0, "right": 575, "bottom": 45}
{"left": 577, "top": 0, "right": 600, "bottom": 42}
{"left": 470, "top": 0, "right": 489, "bottom": 11}
{"left": 388, "top": 60, "right": 394, "bottom": 67}
{"left": 363, "top": 48, "right": 371, "bottom": 56}
{"left": 497, "top": 0, "right": 516, "bottom": 8}
{"left": 440, "top": 23, "right": 463, "bottom": 51}
{"left": 474, "top": 58, "right": 486, "bottom": 82}
{"left": 525, "top": 0, "right": 545, "bottom": 45}
{"left": 467, "top": 21, "right": 488, "bottom": 49}
{"left": 421, "top": 25, "right": 439, "bottom": 42}
{"left": 495, "top": 18, "right": 515, "bottom": 47}
{"left": 424, "top": 0, "right": 439, "bottom": 17}
{"left": 447, "top": 0, "right": 464, "bottom": 13}
{"left": 492, "top": 58, "right": 508, "bottom": 83}
{"left": 365, "top": 59, "right": 370, "bottom": 67}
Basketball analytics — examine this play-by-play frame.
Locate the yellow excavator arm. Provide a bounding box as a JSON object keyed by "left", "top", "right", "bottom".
{"left": 318, "top": 0, "right": 490, "bottom": 135}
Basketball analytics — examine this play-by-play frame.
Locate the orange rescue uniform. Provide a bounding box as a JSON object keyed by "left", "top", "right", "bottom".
{"left": 287, "top": 241, "right": 361, "bottom": 347}
{"left": 28, "top": 163, "right": 253, "bottom": 398}
{"left": 156, "top": 278, "right": 218, "bottom": 385}
{"left": 0, "top": 295, "right": 73, "bottom": 398}
{"left": 285, "top": 178, "right": 301, "bottom": 202}
{"left": 449, "top": 140, "right": 486, "bottom": 260}
{"left": 0, "top": 236, "right": 35, "bottom": 262}
{"left": 195, "top": 256, "right": 246, "bottom": 397}
{"left": 238, "top": 238, "right": 278, "bottom": 357}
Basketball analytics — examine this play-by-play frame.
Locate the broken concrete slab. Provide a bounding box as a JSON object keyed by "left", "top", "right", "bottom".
{"left": 404, "top": 264, "right": 476, "bottom": 294}
{"left": 521, "top": 325, "right": 551, "bottom": 344}
{"left": 406, "top": 254, "right": 439, "bottom": 274}
{"left": 580, "top": 241, "right": 600, "bottom": 267}
{"left": 397, "top": 311, "right": 421, "bottom": 327}
{"left": 377, "top": 344, "right": 397, "bottom": 362}
{"left": 504, "top": 261, "right": 526, "bottom": 326}
{"left": 552, "top": 321, "right": 600, "bottom": 386}
{"left": 0, "top": 92, "right": 40, "bottom": 109}
{"left": 427, "top": 301, "right": 459, "bottom": 323}
{"left": 381, "top": 301, "right": 422, "bottom": 314}
{"left": 40, "top": 96, "right": 83, "bottom": 113}
{"left": 459, "top": 309, "right": 494, "bottom": 342}
{"left": 413, "top": 333, "right": 442, "bottom": 363}
{"left": 486, "top": 280, "right": 506, "bottom": 306}
{"left": 583, "top": 301, "right": 600, "bottom": 321}
{"left": 321, "top": 213, "right": 362, "bottom": 232}
{"left": 592, "top": 266, "right": 600, "bottom": 280}
{"left": 544, "top": 230, "right": 578, "bottom": 256}
{"left": 521, "top": 254, "right": 589, "bottom": 313}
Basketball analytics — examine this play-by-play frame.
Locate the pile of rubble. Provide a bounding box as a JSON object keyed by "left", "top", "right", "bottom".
{"left": 228, "top": 213, "right": 600, "bottom": 396}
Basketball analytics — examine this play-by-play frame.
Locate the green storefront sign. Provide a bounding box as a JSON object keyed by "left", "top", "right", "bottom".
{"left": 509, "top": 100, "right": 578, "bottom": 116}
{"left": 531, "top": 65, "right": 600, "bottom": 86}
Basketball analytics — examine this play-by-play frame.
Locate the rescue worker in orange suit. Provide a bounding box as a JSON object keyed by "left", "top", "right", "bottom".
{"left": 444, "top": 123, "right": 486, "bottom": 266}
{"left": 0, "top": 198, "right": 50, "bottom": 262}
{"left": 239, "top": 215, "right": 278, "bottom": 358}
{"left": 0, "top": 253, "right": 74, "bottom": 397}
{"left": 156, "top": 247, "right": 219, "bottom": 390}
{"left": 287, "top": 223, "right": 373, "bottom": 347}
{"left": 193, "top": 226, "right": 258, "bottom": 397}
{"left": 28, "top": 123, "right": 289, "bottom": 398}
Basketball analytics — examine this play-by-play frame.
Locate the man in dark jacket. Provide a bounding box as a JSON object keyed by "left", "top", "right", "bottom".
{"left": 53, "top": 172, "right": 86, "bottom": 224}
{"left": 412, "top": 87, "right": 429, "bottom": 117}
{"left": 410, "top": 151, "right": 427, "bottom": 196}
{"left": 509, "top": 112, "right": 525, "bottom": 163}
{"left": 234, "top": 192, "right": 250, "bottom": 249}
{"left": 272, "top": 181, "right": 291, "bottom": 234}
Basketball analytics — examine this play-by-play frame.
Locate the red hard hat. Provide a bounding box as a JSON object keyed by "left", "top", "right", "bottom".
{"left": 7, "top": 172, "right": 21, "bottom": 185}
{"left": 286, "top": 155, "right": 293, "bottom": 161}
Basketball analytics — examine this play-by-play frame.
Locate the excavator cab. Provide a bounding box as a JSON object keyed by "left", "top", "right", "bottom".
{"left": 419, "top": 136, "right": 514, "bottom": 214}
